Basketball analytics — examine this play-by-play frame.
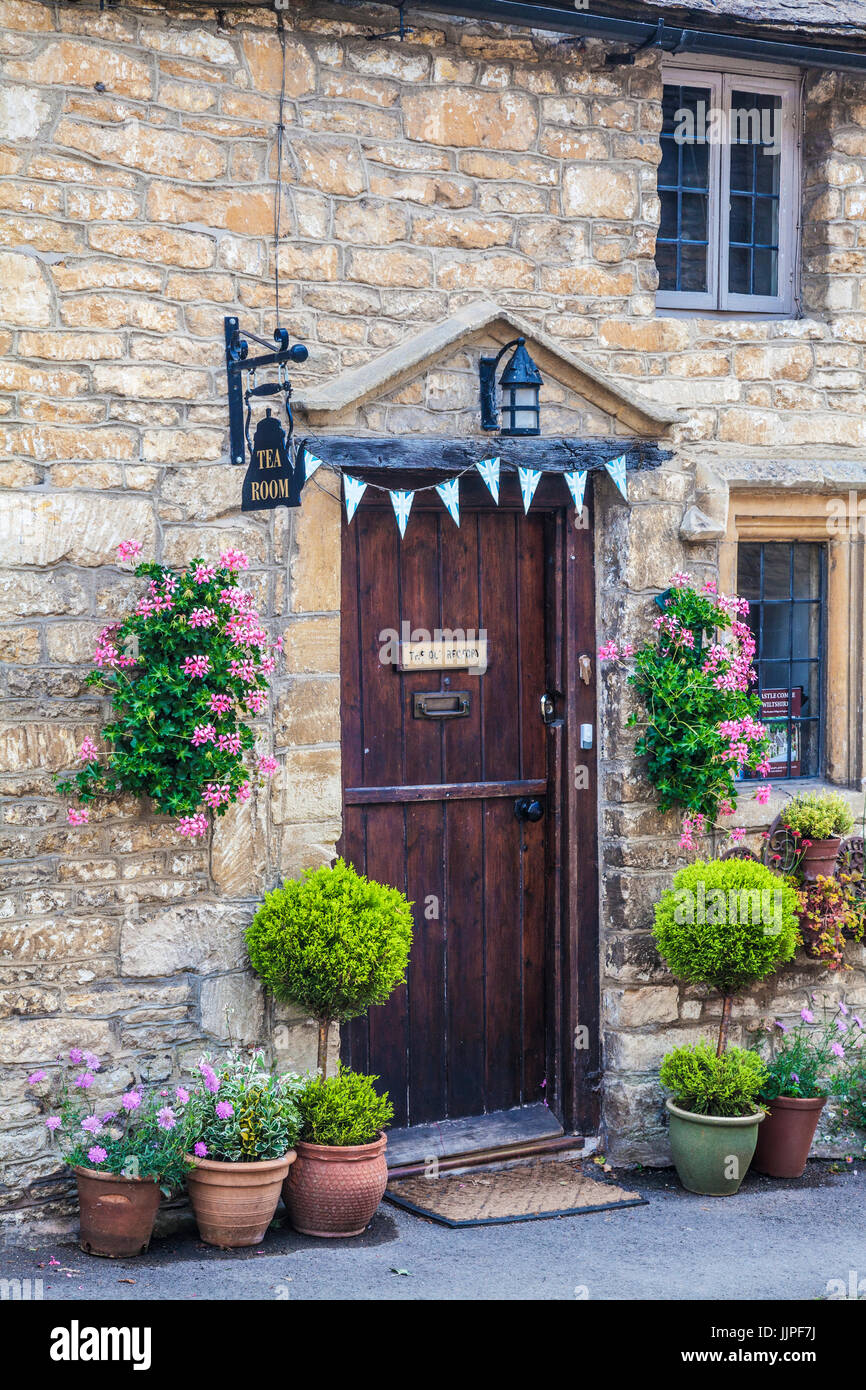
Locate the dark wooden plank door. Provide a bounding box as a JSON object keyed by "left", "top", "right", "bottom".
{"left": 339, "top": 481, "right": 558, "bottom": 1130}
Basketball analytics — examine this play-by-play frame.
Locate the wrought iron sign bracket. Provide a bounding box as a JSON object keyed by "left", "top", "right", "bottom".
{"left": 224, "top": 315, "right": 308, "bottom": 468}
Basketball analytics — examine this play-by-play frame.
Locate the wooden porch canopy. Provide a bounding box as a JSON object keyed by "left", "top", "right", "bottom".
{"left": 297, "top": 436, "right": 672, "bottom": 476}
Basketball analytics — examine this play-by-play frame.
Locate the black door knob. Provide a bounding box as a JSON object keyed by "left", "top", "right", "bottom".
{"left": 515, "top": 797, "right": 544, "bottom": 823}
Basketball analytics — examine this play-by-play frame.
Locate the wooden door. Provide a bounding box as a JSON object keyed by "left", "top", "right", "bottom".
{"left": 339, "top": 473, "right": 595, "bottom": 1132}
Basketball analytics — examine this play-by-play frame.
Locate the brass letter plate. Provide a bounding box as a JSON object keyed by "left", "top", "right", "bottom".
{"left": 412, "top": 692, "right": 470, "bottom": 720}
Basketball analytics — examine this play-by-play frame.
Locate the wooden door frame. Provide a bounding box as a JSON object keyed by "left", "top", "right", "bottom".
{"left": 337, "top": 468, "right": 600, "bottom": 1138}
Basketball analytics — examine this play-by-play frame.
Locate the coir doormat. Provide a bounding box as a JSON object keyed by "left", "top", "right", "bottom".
{"left": 385, "top": 1159, "right": 648, "bottom": 1228}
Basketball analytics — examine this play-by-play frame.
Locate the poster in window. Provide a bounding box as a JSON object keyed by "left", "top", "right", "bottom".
{"left": 760, "top": 687, "right": 801, "bottom": 776}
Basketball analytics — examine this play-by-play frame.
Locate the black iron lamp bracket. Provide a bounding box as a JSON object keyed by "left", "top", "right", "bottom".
{"left": 224, "top": 315, "right": 308, "bottom": 467}
{"left": 479, "top": 337, "right": 522, "bottom": 432}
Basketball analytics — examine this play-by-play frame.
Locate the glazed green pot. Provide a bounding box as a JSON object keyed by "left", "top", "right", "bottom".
{"left": 666, "top": 1099, "right": 765, "bottom": 1196}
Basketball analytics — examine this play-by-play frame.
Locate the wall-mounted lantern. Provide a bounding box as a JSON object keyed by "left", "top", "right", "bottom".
{"left": 479, "top": 337, "right": 543, "bottom": 436}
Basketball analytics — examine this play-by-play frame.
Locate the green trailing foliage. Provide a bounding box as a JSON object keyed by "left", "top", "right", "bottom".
{"left": 660, "top": 1040, "right": 767, "bottom": 1117}
{"left": 246, "top": 859, "right": 413, "bottom": 1075}
{"left": 297, "top": 1067, "right": 394, "bottom": 1148}
{"left": 653, "top": 857, "right": 799, "bottom": 998}
{"left": 779, "top": 790, "right": 854, "bottom": 841}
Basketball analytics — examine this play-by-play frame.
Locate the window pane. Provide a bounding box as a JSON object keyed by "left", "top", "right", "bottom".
{"left": 727, "top": 90, "right": 782, "bottom": 300}
{"left": 737, "top": 541, "right": 824, "bottom": 780}
{"left": 656, "top": 83, "right": 713, "bottom": 295}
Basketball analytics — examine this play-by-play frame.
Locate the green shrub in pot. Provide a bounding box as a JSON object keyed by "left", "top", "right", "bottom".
{"left": 246, "top": 859, "right": 413, "bottom": 1077}
{"left": 660, "top": 1041, "right": 768, "bottom": 1196}
{"left": 653, "top": 857, "right": 799, "bottom": 1053}
{"left": 779, "top": 791, "right": 854, "bottom": 842}
{"left": 297, "top": 1067, "right": 394, "bottom": 1147}
{"left": 284, "top": 1068, "right": 395, "bottom": 1238}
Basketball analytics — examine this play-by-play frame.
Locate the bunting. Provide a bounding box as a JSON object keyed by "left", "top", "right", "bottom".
{"left": 517, "top": 466, "right": 542, "bottom": 514}
{"left": 390, "top": 489, "right": 414, "bottom": 539}
{"left": 435, "top": 477, "right": 461, "bottom": 527}
{"left": 475, "top": 456, "right": 501, "bottom": 504}
{"left": 342, "top": 473, "right": 367, "bottom": 523}
{"left": 563, "top": 469, "right": 588, "bottom": 515}
{"left": 308, "top": 447, "right": 629, "bottom": 536}
{"left": 604, "top": 454, "right": 628, "bottom": 500}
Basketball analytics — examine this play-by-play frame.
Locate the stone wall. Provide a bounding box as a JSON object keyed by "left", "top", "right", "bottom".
{"left": 2, "top": 0, "right": 866, "bottom": 1236}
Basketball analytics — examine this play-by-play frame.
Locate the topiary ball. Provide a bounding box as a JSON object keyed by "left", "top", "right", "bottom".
{"left": 653, "top": 857, "right": 799, "bottom": 996}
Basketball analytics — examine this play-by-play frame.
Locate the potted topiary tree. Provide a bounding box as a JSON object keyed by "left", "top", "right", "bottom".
{"left": 779, "top": 791, "right": 854, "bottom": 882}
{"left": 285, "top": 1067, "right": 394, "bottom": 1237}
{"left": 245, "top": 858, "right": 413, "bottom": 1235}
{"left": 653, "top": 857, "right": 800, "bottom": 1195}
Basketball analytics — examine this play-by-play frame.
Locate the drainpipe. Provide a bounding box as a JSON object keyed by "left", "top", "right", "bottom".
{"left": 407, "top": 0, "right": 866, "bottom": 73}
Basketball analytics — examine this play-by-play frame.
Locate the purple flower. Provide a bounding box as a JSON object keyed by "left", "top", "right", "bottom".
{"left": 87, "top": 1146, "right": 107, "bottom": 1165}
{"left": 81, "top": 1115, "right": 103, "bottom": 1135}
{"left": 194, "top": 1141, "right": 208, "bottom": 1158}
{"left": 83, "top": 1051, "right": 101, "bottom": 1071}
{"left": 854, "top": 1016, "right": 864, "bottom": 1030}
{"left": 100, "top": 1111, "right": 117, "bottom": 1123}
{"left": 175, "top": 1087, "right": 189, "bottom": 1105}
{"left": 121, "top": 1090, "right": 141, "bottom": 1112}
{"left": 831, "top": 1042, "right": 846, "bottom": 1059}
{"left": 69, "top": 1048, "right": 83, "bottom": 1064}
{"left": 836, "top": 1019, "right": 848, "bottom": 1033}
{"left": 791, "top": 1073, "right": 800, "bottom": 1084}
{"left": 774, "top": 1020, "right": 789, "bottom": 1033}
{"left": 157, "top": 1106, "right": 176, "bottom": 1131}
{"left": 215, "top": 1100, "right": 234, "bottom": 1120}
{"left": 45, "top": 1116, "right": 61, "bottom": 1132}
{"left": 199, "top": 1062, "right": 219, "bottom": 1094}
{"left": 27, "top": 1070, "right": 48, "bottom": 1085}
{"left": 839, "top": 1002, "right": 849, "bottom": 1016}
{"left": 74, "top": 1071, "right": 95, "bottom": 1089}
{"left": 800, "top": 1009, "right": 814, "bottom": 1024}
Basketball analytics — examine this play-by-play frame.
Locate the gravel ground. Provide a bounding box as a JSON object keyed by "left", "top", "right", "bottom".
{"left": 2, "top": 1160, "right": 864, "bottom": 1302}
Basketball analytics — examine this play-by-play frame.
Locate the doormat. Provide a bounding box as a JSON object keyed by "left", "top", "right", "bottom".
{"left": 385, "top": 1159, "right": 647, "bottom": 1228}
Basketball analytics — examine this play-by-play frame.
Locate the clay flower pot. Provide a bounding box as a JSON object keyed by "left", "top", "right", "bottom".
{"left": 283, "top": 1133, "right": 388, "bottom": 1237}
{"left": 74, "top": 1166, "right": 162, "bottom": 1258}
{"left": 186, "top": 1151, "right": 295, "bottom": 1248}
{"left": 751, "top": 1095, "right": 827, "bottom": 1179}
{"left": 799, "top": 836, "right": 842, "bottom": 882}
{"left": 666, "top": 1100, "right": 764, "bottom": 1197}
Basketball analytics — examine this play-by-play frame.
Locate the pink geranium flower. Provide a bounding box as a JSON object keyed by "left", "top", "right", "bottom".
{"left": 191, "top": 723, "right": 216, "bottom": 748}
{"left": 754, "top": 785, "right": 772, "bottom": 806}
{"left": 78, "top": 737, "right": 99, "bottom": 765}
{"left": 219, "top": 549, "right": 250, "bottom": 571}
{"left": 182, "top": 654, "right": 210, "bottom": 679}
{"left": 257, "top": 755, "right": 278, "bottom": 778}
{"left": 178, "top": 812, "right": 209, "bottom": 839}
{"left": 117, "top": 539, "right": 143, "bottom": 564}
{"left": 209, "top": 694, "right": 233, "bottom": 715}
{"left": 192, "top": 564, "right": 216, "bottom": 584}
{"left": 67, "top": 807, "right": 89, "bottom": 826}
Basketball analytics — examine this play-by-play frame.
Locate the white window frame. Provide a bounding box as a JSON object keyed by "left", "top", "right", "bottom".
{"left": 657, "top": 62, "right": 801, "bottom": 316}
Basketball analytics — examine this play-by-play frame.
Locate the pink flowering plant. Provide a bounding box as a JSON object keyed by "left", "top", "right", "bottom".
{"left": 30, "top": 1049, "right": 191, "bottom": 1193}
{"left": 599, "top": 575, "right": 772, "bottom": 845}
{"left": 754, "top": 998, "right": 863, "bottom": 1101}
{"left": 57, "top": 543, "right": 281, "bottom": 839}
{"left": 180, "top": 1052, "right": 304, "bottom": 1163}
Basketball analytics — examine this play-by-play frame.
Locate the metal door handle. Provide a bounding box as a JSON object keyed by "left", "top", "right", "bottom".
{"left": 515, "top": 797, "right": 544, "bottom": 822}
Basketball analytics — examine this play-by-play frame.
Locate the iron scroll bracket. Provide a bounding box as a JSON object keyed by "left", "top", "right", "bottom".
{"left": 224, "top": 316, "right": 308, "bottom": 467}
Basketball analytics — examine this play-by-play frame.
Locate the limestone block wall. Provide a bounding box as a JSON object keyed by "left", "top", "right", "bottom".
{"left": 2, "top": 0, "right": 866, "bottom": 1233}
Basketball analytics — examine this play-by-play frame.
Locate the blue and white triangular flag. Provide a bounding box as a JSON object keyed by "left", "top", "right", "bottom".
{"left": 475, "top": 456, "right": 500, "bottom": 504}
{"left": 604, "top": 454, "right": 628, "bottom": 500}
{"left": 563, "top": 469, "right": 588, "bottom": 514}
{"left": 435, "top": 477, "right": 460, "bottom": 527}
{"left": 517, "top": 466, "right": 542, "bottom": 514}
{"left": 390, "top": 489, "right": 414, "bottom": 539}
{"left": 303, "top": 449, "right": 324, "bottom": 481}
{"left": 343, "top": 473, "right": 367, "bottom": 524}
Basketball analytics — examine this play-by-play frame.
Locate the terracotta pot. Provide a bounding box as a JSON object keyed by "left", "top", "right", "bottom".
{"left": 283, "top": 1133, "right": 388, "bottom": 1237}
{"left": 799, "top": 836, "right": 842, "bottom": 882}
{"left": 665, "top": 1100, "right": 764, "bottom": 1197}
{"left": 74, "top": 1166, "right": 162, "bottom": 1258}
{"left": 186, "top": 1152, "right": 295, "bottom": 1248}
{"left": 752, "top": 1095, "right": 827, "bottom": 1179}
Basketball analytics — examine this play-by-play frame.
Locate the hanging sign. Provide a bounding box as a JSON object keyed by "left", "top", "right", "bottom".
{"left": 241, "top": 409, "right": 303, "bottom": 511}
